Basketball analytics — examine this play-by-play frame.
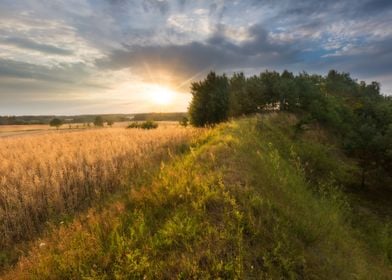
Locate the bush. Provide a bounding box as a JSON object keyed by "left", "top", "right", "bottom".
{"left": 94, "top": 116, "right": 104, "bottom": 127}
{"left": 127, "top": 122, "right": 140, "bottom": 129}
{"left": 49, "top": 118, "right": 63, "bottom": 129}
{"left": 141, "top": 120, "right": 158, "bottom": 130}
{"left": 127, "top": 121, "right": 158, "bottom": 130}
{"left": 179, "top": 117, "right": 189, "bottom": 127}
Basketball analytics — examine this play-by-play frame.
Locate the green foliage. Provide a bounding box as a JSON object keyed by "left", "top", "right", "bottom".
{"left": 140, "top": 120, "right": 158, "bottom": 130}
{"left": 94, "top": 116, "right": 104, "bottom": 127}
{"left": 179, "top": 116, "right": 189, "bottom": 127}
{"left": 49, "top": 118, "right": 63, "bottom": 129}
{"left": 189, "top": 71, "right": 230, "bottom": 127}
{"left": 127, "top": 122, "right": 140, "bottom": 129}
{"left": 228, "top": 72, "right": 250, "bottom": 116}
{"left": 127, "top": 121, "right": 158, "bottom": 130}
{"left": 189, "top": 69, "right": 392, "bottom": 191}
{"left": 343, "top": 96, "right": 392, "bottom": 188}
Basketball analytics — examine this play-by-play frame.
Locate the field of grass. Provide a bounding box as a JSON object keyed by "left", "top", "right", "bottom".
{"left": 0, "top": 121, "right": 179, "bottom": 138}
{"left": 0, "top": 125, "right": 56, "bottom": 138}
{"left": 0, "top": 125, "right": 200, "bottom": 269}
{"left": 2, "top": 114, "right": 391, "bottom": 279}
{"left": 0, "top": 125, "right": 52, "bottom": 132}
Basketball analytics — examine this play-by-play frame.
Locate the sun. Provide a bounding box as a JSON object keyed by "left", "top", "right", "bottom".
{"left": 149, "top": 85, "right": 175, "bottom": 105}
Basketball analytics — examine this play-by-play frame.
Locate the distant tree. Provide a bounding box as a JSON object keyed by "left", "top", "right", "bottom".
{"left": 127, "top": 122, "right": 140, "bottom": 129}
{"left": 179, "top": 116, "right": 189, "bottom": 127}
{"left": 140, "top": 120, "right": 158, "bottom": 130}
{"left": 189, "top": 71, "right": 229, "bottom": 127}
{"left": 127, "top": 121, "right": 158, "bottom": 129}
{"left": 107, "top": 120, "right": 114, "bottom": 127}
{"left": 49, "top": 118, "right": 63, "bottom": 129}
{"left": 94, "top": 116, "right": 104, "bottom": 127}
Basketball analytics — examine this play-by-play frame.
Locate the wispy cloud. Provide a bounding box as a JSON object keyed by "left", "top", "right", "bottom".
{"left": 0, "top": 0, "right": 391, "bottom": 115}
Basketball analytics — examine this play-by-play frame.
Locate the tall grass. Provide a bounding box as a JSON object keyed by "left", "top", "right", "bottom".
{"left": 2, "top": 115, "right": 391, "bottom": 279}
{"left": 0, "top": 127, "right": 199, "bottom": 254}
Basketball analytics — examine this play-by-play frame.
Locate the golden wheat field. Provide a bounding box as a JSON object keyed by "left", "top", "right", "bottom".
{"left": 0, "top": 126, "right": 199, "bottom": 250}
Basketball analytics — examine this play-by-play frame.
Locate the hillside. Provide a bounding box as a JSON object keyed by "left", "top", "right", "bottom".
{"left": 4, "top": 114, "right": 391, "bottom": 279}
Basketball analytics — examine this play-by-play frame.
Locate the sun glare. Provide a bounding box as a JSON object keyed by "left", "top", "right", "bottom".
{"left": 149, "top": 85, "right": 175, "bottom": 105}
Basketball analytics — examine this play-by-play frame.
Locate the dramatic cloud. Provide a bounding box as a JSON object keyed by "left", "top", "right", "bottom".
{"left": 0, "top": 0, "right": 391, "bottom": 115}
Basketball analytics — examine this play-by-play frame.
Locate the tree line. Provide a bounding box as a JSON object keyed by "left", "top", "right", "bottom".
{"left": 0, "top": 113, "right": 188, "bottom": 125}
{"left": 49, "top": 116, "right": 113, "bottom": 129}
{"left": 189, "top": 70, "right": 392, "bottom": 189}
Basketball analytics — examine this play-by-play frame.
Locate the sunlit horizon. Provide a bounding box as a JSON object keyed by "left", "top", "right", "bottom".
{"left": 0, "top": 0, "right": 391, "bottom": 115}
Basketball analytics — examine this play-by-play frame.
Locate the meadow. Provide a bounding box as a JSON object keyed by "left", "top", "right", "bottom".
{"left": 0, "top": 125, "right": 199, "bottom": 267}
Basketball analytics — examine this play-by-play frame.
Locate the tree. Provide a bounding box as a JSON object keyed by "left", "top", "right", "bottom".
{"left": 229, "top": 73, "right": 250, "bottom": 117}
{"left": 244, "top": 75, "right": 265, "bottom": 112}
{"left": 277, "top": 70, "right": 298, "bottom": 111}
{"left": 179, "top": 116, "right": 189, "bottom": 127}
{"left": 107, "top": 120, "right": 114, "bottom": 127}
{"left": 295, "top": 72, "right": 321, "bottom": 111}
{"left": 94, "top": 116, "right": 104, "bottom": 127}
{"left": 49, "top": 118, "right": 63, "bottom": 129}
{"left": 188, "top": 69, "right": 392, "bottom": 190}
{"left": 345, "top": 97, "right": 392, "bottom": 188}
{"left": 259, "top": 70, "right": 280, "bottom": 107}
{"left": 345, "top": 121, "right": 379, "bottom": 188}
{"left": 325, "top": 70, "right": 357, "bottom": 97}
{"left": 189, "top": 71, "right": 229, "bottom": 127}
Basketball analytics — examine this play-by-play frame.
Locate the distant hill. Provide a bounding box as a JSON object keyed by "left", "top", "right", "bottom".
{"left": 0, "top": 112, "right": 188, "bottom": 125}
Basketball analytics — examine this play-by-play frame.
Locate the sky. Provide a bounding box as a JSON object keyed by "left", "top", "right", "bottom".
{"left": 0, "top": 0, "right": 391, "bottom": 115}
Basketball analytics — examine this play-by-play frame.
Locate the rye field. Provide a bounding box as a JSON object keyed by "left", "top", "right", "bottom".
{"left": 0, "top": 125, "right": 200, "bottom": 264}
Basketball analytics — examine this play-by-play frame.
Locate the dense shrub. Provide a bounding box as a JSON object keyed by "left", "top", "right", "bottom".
{"left": 127, "top": 121, "right": 158, "bottom": 130}
{"left": 94, "top": 116, "right": 104, "bottom": 127}
{"left": 49, "top": 118, "right": 63, "bottom": 129}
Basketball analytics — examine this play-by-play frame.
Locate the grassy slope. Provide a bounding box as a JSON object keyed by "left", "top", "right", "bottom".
{"left": 5, "top": 114, "right": 392, "bottom": 279}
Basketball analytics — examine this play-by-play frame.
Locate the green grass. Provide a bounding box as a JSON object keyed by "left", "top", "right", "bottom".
{"left": 5, "top": 114, "right": 392, "bottom": 279}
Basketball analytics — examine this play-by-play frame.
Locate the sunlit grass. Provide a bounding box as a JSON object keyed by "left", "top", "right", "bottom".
{"left": 3, "top": 114, "right": 391, "bottom": 279}
{"left": 0, "top": 126, "right": 200, "bottom": 266}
